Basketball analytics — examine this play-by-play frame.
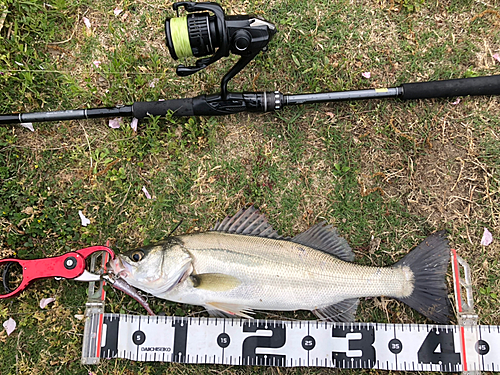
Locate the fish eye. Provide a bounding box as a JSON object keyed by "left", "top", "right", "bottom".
{"left": 130, "top": 250, "right": 144, "bottom": 262}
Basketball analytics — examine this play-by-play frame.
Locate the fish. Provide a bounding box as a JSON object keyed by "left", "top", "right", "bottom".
{"left": 109, "top": 206, "right": 451, "bottom": 323}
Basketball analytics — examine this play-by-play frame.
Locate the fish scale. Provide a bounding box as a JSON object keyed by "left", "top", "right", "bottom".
{"left": 109, "top": 206, "right": 450, "bottom": 323}
{"left": 169, "top": 232, "right": 411, "bottom": 311}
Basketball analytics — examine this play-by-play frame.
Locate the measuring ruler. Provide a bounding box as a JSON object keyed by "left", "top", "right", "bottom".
{"left": 84, "top": 314, "right": 498, "bottom": 371}
{"left": 81, "top": 250, "right": 499, "bottom": 372}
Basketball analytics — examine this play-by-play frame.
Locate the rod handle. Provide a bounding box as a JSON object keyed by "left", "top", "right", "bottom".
{"left": 132, "top": 98, "right": 194, "bottom": 118}
{"left": 401, "top": 75, "right": 500, "bottom": 100}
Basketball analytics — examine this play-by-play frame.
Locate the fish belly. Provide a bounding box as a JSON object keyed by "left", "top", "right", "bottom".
{"left": 163, "top": 232, "right": 411, "bottom": 311}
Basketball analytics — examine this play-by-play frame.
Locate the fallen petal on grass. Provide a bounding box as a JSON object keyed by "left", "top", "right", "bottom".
{"left": 481, "top": 228, "right": 493, "bottom": 246}
{"left": 92, "top": 60, "right": 101, "bottom": 68}
{"left": 3, "top": 318, "right": 16, "bottom": 336}
{"left": 21, "top": 123, "right": 34, "bottom": 132}
{"left": 362, "top": 72, "right": 371, "bottom": 79}
{"left": 131, "top": 117, "right": 138, "bottom": 132}
{"left": 78, "top": 210, "right": 91, "bottom": 227}
{"left": 113, "top": 8, "right": 123, "bottom": 16}
{"left": 109, "top": 117, "right": 122, "bottom": 129}
{"left": 493, "top": 53, "right": 500, "bottom": 63}
{"left": 83, "top": 17, "right": 91, "bottom": 29}
{"left": 142, "top": 186, "right": 152, "bottom": 199}
{"left": 149, "top": 78, "right": 159, "bottom": 88}
{"left": 451, "top": 98, "right": 461, "bottom": 105}
{"left": 40, "top": 297, "right": 55, "bottom": 309}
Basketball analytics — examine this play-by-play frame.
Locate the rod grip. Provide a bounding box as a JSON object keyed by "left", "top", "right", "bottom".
{"left": 132, "top": 98, "right": 194, "bottom": 118}
{"left": 401, "top": 75, "right": 500, "bottom": 99}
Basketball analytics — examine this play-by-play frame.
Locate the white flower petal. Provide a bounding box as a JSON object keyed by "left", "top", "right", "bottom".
{"left": 362, "top": 72, "right": 371, "bottom": 79}
{"left": 142, "top": 186, "right": 152, "bottom": 199}
{"left": 481, "top": 227, "right": 493, "bottom": 246}
{"left": 83, "top": 17, "right": 91, "bottom": 29}
{"left": 21, "top": 122, "right": 35, "bottom": 132}
{"left": 493, "top": 53, "right": 500, "bottom": 63}
{"left": 40, "top": 297, "right": 55, "bottom": 309}
{"left": 92, "top": 60, "right": 101, "bottom": 68}
{"left": 131, "top": 117, "right": 138, "bottom": 132}
{"left": 78, "top": 210, "right": 91, "bottom": 227}
{"left": 3, "top": 318, "right": 16, "bottom": 336}
{"left": 149, "top": 78, "right": 159, "bottom": 88}
{"left": 108, "top": 117, "right": 122, "bottom": 129}
{"left": 113, "top": 8, "right": 123, "bottom": 16}
{"left": 451, "top": 98, "right": 461, "bottom": 105}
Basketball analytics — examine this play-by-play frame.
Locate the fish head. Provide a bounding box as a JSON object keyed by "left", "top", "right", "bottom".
{"left": 109, "top": 239, "right": 192, "bottom": 296}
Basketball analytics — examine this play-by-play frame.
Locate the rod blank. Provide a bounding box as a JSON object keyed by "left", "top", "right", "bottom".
{"left": 1, "top": 75, "right": 499, "bottom": 125}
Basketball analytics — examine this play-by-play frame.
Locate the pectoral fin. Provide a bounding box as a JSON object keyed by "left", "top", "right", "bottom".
{"left": 205, "top": 301, "right": 254, "bottom": 319}
{"left": 191, "top": 273, "right": 241, "bottom": 292}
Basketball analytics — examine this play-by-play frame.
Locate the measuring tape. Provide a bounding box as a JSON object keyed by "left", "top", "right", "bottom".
{"left": 81, "top": 250, "right": 499, "bottom": 372}
{"left": 82, "top": 314, "right": 498, "bottom": 371}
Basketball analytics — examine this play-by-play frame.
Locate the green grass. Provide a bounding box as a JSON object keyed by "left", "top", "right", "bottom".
{"left": 1, "top": 0, "right": 500, "bottom": 373}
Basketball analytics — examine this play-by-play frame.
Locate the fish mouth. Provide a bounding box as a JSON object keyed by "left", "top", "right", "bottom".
{"left": 107, "top": 256, "right": 132, "bottom": 279}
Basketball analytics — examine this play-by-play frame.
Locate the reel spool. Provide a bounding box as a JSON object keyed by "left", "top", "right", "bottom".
{"left": 165, "top": 2, "right": 277, "bottom": 98}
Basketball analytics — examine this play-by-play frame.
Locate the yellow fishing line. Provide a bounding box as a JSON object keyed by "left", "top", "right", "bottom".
{"left": 170, "top": 16, "right": 193, "bottom": 58}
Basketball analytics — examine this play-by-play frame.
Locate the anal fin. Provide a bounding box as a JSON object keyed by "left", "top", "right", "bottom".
{"left": 312, "top": 298, "right": 359, "bottom": 322}
{"left": 205, "top": 302, "right": 255, "bottom": 319}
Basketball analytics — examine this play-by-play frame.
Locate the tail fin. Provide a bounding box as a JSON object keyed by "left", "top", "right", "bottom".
{"left": 394, "top": 230, "right": 451, "bottom": 323}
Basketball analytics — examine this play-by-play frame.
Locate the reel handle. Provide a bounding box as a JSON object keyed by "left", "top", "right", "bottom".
{"left": 401, "top": 75, "right": 500, "bottom": 99}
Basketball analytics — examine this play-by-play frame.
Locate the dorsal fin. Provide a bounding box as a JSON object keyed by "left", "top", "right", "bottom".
{"left": 211, "top": 206, "right": 281, "bottom": 239}
{"left": 291, "top": 222, "right": 354, "bottom": 262}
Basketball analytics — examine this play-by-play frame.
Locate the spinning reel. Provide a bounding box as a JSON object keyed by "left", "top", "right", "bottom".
{"left": 165, "top": 2, "right": 277, "bottom": 99}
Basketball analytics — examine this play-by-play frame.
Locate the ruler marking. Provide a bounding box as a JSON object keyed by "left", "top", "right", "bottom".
{"left": 95, "top": 313, "right": 104, "bottom": 358}
{"left": 479, "top": 326, "right": 485, "bottom": 371}
{"left": 460, "top": 325, "right": 468, "bottom": 371}
{"left": 136, "top": 318, "right": 141, "bottom": 360}
{"left": 92, "top": 314, "right": 500, "bottom": 371}
{"left": 221, "top": 318, "right": 226, "bottom": 364}
{"left": 307, "top": 320, "right": 310, "bottom": 366}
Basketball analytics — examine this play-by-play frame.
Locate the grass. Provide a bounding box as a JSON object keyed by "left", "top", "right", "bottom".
{"left": 1, "top": 0, "right": 500, "bottom": 373}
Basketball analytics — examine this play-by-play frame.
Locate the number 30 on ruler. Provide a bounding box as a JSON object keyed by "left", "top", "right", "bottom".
{"left": 96, "top": 315, "right": 499, "bottom": 372}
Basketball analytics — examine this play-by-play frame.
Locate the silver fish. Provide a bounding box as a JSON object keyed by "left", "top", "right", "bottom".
{"left": 109, "top": 206, "right": 450, "bottom": 323}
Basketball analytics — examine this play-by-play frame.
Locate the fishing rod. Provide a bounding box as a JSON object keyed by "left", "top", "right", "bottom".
{"left": 1, "top": 1, "right": 499, "bottom": 125}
